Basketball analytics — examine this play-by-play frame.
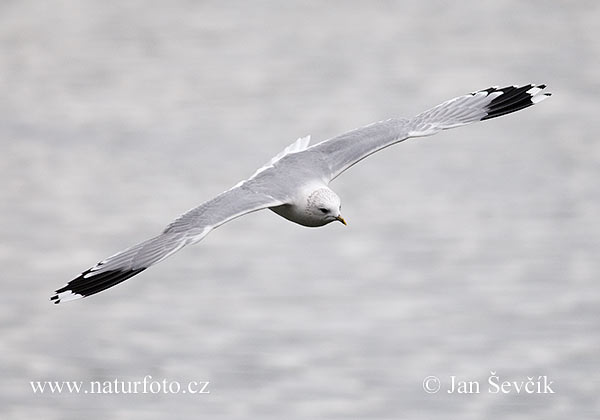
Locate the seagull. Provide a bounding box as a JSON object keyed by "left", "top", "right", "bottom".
{"left": 51, "top": 84, "right": 551, "bottom": 304}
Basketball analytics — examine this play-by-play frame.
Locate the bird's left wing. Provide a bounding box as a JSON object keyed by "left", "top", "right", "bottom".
{"left": 310, "top": 84, "right": 551, "bottom": 181}
{"left": 51, "top": 184, "right": 283, "bottom": 303}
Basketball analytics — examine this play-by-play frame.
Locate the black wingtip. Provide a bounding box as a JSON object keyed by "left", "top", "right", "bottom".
{"left": 50, "top": 267, "right": 147, "bottom": 304}
{"left": 479, "top": 84, "right": 550, "bottom": 121}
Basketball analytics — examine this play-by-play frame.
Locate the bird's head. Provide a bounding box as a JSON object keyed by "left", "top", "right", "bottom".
{"left": 306, "top": 187, "right": 346, "bottom": 226}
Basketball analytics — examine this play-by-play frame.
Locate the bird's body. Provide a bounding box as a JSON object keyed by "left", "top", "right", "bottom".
{"left": 51, "top": 84, "right": 551, "bottom": 304}
{"left": 270, "top": 186, "right": 344, "bottom": 227}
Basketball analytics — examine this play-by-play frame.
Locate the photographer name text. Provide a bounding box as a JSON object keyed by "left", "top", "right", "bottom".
{"left": 423, "top": 371, "right": 555, "bottom": 394}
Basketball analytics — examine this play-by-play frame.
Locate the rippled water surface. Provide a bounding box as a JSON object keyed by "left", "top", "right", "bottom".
{"left": 1, "top": 1, "right": 599, "bottom": 419}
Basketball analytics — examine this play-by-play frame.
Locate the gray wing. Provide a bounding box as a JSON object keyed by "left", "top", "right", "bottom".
{"left": 51, "top": 184, "right": 282, "bottom": 303}
{"left": 311, "top": 84, "right": 551, "bottom": 181}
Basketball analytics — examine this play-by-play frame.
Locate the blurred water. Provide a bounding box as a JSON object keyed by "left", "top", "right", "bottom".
{"left": 1, "top": 1, "right": 599, "bottom": 419}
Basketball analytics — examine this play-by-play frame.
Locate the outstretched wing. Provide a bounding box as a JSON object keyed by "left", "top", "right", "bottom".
{"left": 51, "top": 184, "right": 282, "bottom": 303}
{"left": 311, "top": 84, "right": 551, "bottom": 181}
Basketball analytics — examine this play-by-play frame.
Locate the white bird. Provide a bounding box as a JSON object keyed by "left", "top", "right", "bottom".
{"left": 51, "top": 84, "right": 551, "bottom": 304}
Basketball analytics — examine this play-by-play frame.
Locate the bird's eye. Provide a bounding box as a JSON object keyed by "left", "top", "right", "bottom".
{"left": 318, "top": 207, "right": 328, "bottom": 214}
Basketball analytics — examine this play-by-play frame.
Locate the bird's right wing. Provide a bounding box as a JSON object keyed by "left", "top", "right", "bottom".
{"left": 310, "top": 84, "right": 551, "bottom": 181}
{"left": 51, "top": 183, "right": 283, "bottom": 303}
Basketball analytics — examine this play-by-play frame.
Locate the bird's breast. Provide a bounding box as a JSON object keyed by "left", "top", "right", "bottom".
{"left": 269, "top": 203, "right": 328, "bottom": 227}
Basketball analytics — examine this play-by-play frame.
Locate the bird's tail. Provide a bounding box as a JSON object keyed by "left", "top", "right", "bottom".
{"left": 408, "top": 84, "right": 551, "bottom": 137}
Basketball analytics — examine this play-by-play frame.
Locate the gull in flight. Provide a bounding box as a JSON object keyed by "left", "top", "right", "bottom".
{"left": 51, "top": 84, "right": 551, "bottom": 303}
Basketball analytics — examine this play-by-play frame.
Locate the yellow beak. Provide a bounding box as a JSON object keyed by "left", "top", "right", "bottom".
{"left": 336, "top": 215, "right": 347, "bottom": 226}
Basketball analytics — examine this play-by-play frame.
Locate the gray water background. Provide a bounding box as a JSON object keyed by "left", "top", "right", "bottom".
{"left": 1, "top": 1, "right": 599, "bottom": 418}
